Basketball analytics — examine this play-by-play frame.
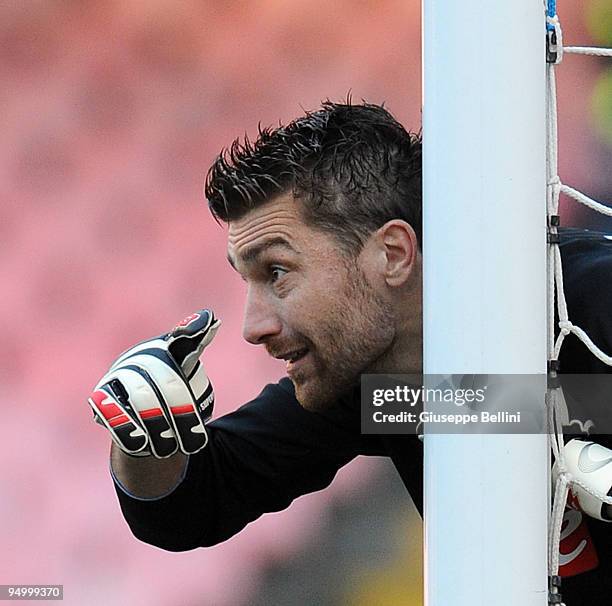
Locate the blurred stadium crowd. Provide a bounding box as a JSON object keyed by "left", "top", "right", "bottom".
{"left": 0, "top": 1, "right": 609, "bottom": 605}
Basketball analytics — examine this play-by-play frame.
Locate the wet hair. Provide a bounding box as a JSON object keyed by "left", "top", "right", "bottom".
{"left": 205, "top": 100, "right": 421, "bottom": 254}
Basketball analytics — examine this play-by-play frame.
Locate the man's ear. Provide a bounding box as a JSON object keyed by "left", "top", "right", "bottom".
{"left": 375, "top": 220, "right": 419, "bottom": 287}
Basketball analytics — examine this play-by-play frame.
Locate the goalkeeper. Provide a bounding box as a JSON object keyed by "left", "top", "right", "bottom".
{"left": 89, "top": 101, "right": 612, "bottom": 603}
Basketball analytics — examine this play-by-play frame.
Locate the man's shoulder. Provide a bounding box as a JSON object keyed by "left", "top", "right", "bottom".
{"left": 560, "top": 228, "right": 612, "bottom": 298}
{"left": 208, "top": 377, "right": 304, "bottom": 431}
{"left": 560, "top": 227, "right": 612, "bottom": 267}
{"left": 208, "top": 377, "right": 385, "bottom": 456}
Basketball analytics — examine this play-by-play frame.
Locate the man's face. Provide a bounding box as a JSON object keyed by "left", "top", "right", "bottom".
{"left": 227, "top": 193, "right": 395, "bottom": 411}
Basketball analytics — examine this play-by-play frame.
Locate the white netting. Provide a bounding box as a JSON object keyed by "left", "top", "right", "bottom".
{"left": 546, "top": 5, "right": 612, "bottom": 605}
{"left": 565, "top": 46, "right": 612, "bottom": 57}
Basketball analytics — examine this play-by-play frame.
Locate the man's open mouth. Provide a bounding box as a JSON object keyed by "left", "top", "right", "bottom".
{"left": 278, "top": 348, "right": 308, "bottom": 363}
{"left": 275, "top": 348, "right": 309, "bottom": 374}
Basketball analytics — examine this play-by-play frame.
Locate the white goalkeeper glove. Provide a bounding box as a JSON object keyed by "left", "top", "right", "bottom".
{"left": 553, "top": 439, "right": 612, "bottom": 522}
{"left": 88, "top": 310, "right": 220, "bottom": 458}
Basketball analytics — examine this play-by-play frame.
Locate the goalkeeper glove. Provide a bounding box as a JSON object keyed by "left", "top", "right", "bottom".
{"left": 553, "top": 439, "right": 612, "bottom": 522}
{"left": 88, "top": 310, "right": 220, "bottom": 458}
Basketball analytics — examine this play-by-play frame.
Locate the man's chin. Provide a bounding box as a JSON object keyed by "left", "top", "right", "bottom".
{"left": 291, "top": 376, "right": 353, "bottom": 412}
{"left": 290, "top": 377, "right": 327, "bottom": 412}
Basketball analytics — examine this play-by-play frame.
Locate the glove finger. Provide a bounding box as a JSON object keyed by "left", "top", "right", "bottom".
{"left": 162, "top": 361, "right": 215, "bottom": 454}
{"left": 168, "top": 400, "right": 209, "bottom": 453}
{"left": 121, "top": 354, "right": 208, "bottom": 455}
{"left": 88, "top": 386, "right": 148, "bottom": 455}
{"left": 108, "top": 336, "right": 168, "bottom": 373}
{"left": 167, "top": 310, "right": 221, "bottom": 376}
{"left": 199, "top": 318, "right": 221, "bottom": 350}
{"left": 175, "top": 361, "right": 214, "bottom": 453}
{"left": 106, "top": 366, "right": 179, "bottom": 458}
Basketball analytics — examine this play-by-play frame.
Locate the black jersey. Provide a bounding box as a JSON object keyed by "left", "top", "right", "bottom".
{"left": 114, "top": 228, "right": 612, "bottom": 604}
{"left": 114, "top": 377, "right": 423, "bottom": 550}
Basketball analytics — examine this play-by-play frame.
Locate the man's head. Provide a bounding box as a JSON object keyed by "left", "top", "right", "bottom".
{"left": 206, "top": 101, "right": 422, "bottom": 411}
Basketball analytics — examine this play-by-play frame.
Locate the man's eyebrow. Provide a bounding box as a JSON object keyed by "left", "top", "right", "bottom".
{"left": 227, "top": 237, "right": 299, "bottom": 269}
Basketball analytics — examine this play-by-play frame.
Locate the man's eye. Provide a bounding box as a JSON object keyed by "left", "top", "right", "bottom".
{"left": 270, "top": 267, "right": 288, "bottom": 283}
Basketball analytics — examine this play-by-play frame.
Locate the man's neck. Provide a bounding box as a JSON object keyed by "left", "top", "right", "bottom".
{"left": 370, "top": 321, "right": 423, "bottom": 375}
{"left": 377, "top": 271, "right": 423, "bottom": 375}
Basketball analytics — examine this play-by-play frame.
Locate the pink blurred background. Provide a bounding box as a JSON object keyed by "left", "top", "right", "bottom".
{"left": 0, "top": 1, "right": 609, "bottom": 605}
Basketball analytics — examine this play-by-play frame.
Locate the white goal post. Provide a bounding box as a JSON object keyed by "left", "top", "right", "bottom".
{"left": 422, "top": 1, "right": 549, "bottom": 605}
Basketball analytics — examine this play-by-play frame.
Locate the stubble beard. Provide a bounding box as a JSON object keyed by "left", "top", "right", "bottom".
{"left": 293, "top": 266, "right": 395, "bottom": 412}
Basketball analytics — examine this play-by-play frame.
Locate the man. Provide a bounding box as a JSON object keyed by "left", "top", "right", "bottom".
{"left": 90, "top": 101, "right": 424, "bottom": 548}
{"left": 89, "top": 101, "right": 612, "bottom": 603}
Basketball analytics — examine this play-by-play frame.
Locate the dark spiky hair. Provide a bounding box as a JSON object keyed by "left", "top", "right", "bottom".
{"left": 205, "top": 100, "right": 421, "bottom": 253}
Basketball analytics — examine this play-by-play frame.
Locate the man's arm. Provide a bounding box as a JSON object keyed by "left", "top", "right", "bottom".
{"left": 110, "top": 445, "right": 188, "bottom": 499}
{"left": 90, "top": 310, "right": 374, "bottom": 550}
{"left": 112, "top": 379, "right": 367, "bottom": 551}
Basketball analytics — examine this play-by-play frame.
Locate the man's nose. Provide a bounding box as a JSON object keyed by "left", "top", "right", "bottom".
{"left": 242, "top": 288, "right": 282, "bottom": 345}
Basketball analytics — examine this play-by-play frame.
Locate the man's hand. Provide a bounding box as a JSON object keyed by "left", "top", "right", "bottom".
{"left": 553, "top": 439, "right": 612, "bottom": 522}
{"left": 88, "top": 310, "right": 220, "bottom": 458}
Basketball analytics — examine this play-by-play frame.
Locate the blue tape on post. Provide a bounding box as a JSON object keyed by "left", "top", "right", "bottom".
{"left": 547, "top": 0, "right": 557, "bottom": 31}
